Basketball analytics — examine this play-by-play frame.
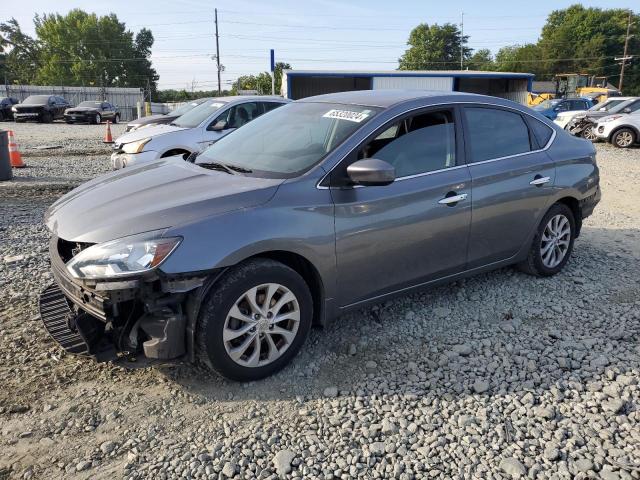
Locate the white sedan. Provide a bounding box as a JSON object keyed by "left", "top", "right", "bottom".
{"left": 111, "top": 96, "right": 289, "bottom": 169}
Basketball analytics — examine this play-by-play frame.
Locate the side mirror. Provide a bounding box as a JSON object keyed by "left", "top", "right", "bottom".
{"left": 347, "top": 159, "right": 395, "bottom": 186}
{"left": 623, "top": 107, "right": 632, "bottom": 114}
{"left": 211, "top": 120, "right": 227, "bottom": 131}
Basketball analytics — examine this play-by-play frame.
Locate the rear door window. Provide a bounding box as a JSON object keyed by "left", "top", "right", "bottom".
{"left": 464, "top": 107, "right": 532, "bottom": 162}
{"left": 261, "top": 102, "right": 284, "bottom": 114}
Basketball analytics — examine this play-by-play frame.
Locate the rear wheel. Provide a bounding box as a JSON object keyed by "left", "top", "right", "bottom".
{"left": 41, "top": 112, "right": 53, "bottom": 123}
{"left": 196, "top": 259, "right": 312, "bottom": 381}
{"left": 112, "top": 114, "right": 119, "bottom": 124}
{"left": 518, "top": 203, "right": 576, "bottom": 277}
{"left": 611, "top": 128, "right": 636, "bottom": 148}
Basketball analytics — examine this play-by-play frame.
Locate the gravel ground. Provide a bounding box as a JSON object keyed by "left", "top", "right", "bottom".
{"left": 0, "top": 123, "right": 639, "bottom": 480}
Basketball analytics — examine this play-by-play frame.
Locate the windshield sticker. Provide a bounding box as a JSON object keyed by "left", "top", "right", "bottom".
{"left": 323, "top": 109, "right": 369, "bottom": 123}
{"left": 210, "top": 103, "right": 224, "bottom": 108}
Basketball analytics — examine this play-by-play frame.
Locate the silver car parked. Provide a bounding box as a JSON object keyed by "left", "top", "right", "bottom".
{"left": 41, "top": 90, "right": 600, "bottom": 380}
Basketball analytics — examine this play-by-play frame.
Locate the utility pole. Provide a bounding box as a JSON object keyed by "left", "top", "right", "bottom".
{"left": 616, "top": 10, "right": 633, "bottom": 92}
{"left": 460, "top": 11, "right": 464, "bottom": 70}
{"left": 215, "top": 8, "right": 221, "bottom": 95}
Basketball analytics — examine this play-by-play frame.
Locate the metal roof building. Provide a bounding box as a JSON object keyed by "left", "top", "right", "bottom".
{"left": 281, "top": 70, "right": 534, "bottom": 105}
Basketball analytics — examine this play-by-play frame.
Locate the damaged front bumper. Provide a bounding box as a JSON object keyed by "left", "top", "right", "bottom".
{"left": 39, "top": 236, "right": 213, "bottom": 364}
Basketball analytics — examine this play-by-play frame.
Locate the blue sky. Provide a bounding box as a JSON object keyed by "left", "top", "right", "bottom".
{"left": 9, "top": 0, "right": 635, "bottom": 90}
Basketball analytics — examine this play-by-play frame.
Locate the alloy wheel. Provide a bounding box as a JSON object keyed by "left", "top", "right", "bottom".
{"left": 223, "top": 283, "right": 300, "bottom": 367}
{"left": 615, "top": 131, "right": 633, "bottom": 147}
{"left": 540, "top": 214, "right": 571, "bottom": 268}
{"left": 582, "top": 125, "right": 597, "bottom": 141}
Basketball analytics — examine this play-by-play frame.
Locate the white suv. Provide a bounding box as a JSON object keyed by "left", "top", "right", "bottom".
{"left": 594, "top": 112, "right": 640, "bottom": 148}
{"left": 111, "top": 96, "right": 289, "bottom": 169}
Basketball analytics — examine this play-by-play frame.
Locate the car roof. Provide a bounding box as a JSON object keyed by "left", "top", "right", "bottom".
{"left": 297, "top": 89, "right": 507, "bottom": 108}
{"left": 211, "top": 95, "right": 290, "bottom": 104}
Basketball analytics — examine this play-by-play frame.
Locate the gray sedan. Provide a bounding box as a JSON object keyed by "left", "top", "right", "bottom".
{"left": 41, "top": 90, "right": 600, "bottom": 381}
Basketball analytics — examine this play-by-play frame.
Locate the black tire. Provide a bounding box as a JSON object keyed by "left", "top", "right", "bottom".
{"left": 196, "top": 258, "right": 313, "bottom": 381}
{"left": 93, "top": 113, "right": 102, "bottom": 125}
{"left": 112, "top": 114, "right": 119, "bottom": 124}
{"left": 611, "top": 128, "right": 636, "bottom": 148}
{"left": 517, "top": 203, "right": 576, "bottom": 277}
{"left": 0, "top": 111, "right": 4, "bottom": 121}
{"left": 41, "top": 112, "right": 53, "bottom": 123}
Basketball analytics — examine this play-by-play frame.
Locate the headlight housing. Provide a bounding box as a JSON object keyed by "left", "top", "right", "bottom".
{"left": 599, "top": 115, "right": 622, "bottom": 123}
{"left": 11, "top": 106, "right": 17, "bottom": 112}
{"left": 66, "top": 233, "right": 181, "bottom": 279}
{"left": 122, "top": 138, "right": 151, "bottom": 154}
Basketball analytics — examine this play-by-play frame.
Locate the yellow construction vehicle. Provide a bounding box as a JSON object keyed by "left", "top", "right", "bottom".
{"left": 554, "top": 74, "right": 620, "bottom": 103}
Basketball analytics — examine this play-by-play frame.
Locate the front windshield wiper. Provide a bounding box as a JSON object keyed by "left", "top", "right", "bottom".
{"left": 197, "top": 162, "right": 235, "bottom": 175}
{"left": 225, "top": 164, "right": 252, "bottom": 173}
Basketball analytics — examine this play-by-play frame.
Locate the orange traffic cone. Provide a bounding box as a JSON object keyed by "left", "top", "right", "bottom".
{"left": 103, "top": 121, "right": 113, "bottom": 144}
{"left": 8, "top": 130, "right": 26, "bottom": 168}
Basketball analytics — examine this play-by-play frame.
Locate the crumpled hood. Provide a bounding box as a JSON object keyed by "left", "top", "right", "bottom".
{"left": 115, "top": 123, "right": 187, "bottom": 144}
{"left": 45, "top": 157, "right": 282, "bottom": 243}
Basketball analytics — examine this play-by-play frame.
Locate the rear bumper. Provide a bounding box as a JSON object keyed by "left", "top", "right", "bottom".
{"left": 581, "top": 185, "right": 601, "bottom": 219}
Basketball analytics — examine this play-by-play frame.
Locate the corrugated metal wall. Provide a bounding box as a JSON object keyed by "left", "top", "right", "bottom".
{"left": 0, "top": 85, "right": 144, "bottom": 121}
{"left": 457, "top": 78, "right": 529, "bottom": 105}
{"left": 372, "top": 76, "right": 454, "bottom": 91}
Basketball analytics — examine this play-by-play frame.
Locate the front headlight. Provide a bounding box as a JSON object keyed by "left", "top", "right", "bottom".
{"left": 599, "top": 115, "right": 622, "bottom": 123}
{"left": 122, "top": 138, "right": 151, "bottom": 154}
{"left": 66, "top": 234, "right": 181, "bottom": 279}
{"left": 11, "top": 106, "right": 17, "bottom": 112}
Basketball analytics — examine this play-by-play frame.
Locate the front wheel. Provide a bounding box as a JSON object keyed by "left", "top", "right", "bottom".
{"left": 93, "top": 113, "right": 102, "bottom": 125}
{"left": 611, "top": 128, "right": 636, "bottom": 148}
{"left": 518, "top": 203, "right": 576, "bottom": 277}
{"left": 582, "top": 125, "right": 598, "bottom": 142}
{"left": 196, "top": 259, "right": 313, "bottom": 381}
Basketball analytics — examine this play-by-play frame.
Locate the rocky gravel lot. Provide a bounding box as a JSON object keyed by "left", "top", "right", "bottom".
{"left": 0, "top": 122, "right": 639, "bottom": 480}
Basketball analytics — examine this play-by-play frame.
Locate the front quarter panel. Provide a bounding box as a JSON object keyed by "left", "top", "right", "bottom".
{"left": 160, "top": 173, "right": 337, "bottom": 301}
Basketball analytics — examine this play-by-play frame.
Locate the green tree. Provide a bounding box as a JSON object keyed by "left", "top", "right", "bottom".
{"left": 494, "top": 6, "right": 639, "bottom": 94}
{"left": 0, "top": 18, "right": 41, "bottom": 84}
{"left": 494, "top": 44, "right": 544, "bottom": 77}
{"left": 468, "top": 49, "right": 494, "bottom": 71}
{"left": 0, "top": 10, "right": 158, "bottom": 91}
{"left": 398, "top": 23, "right": 471, "bottom": 70}
{"left": 231, "top": 62, "right": 292, "bottom": 95}
{"left": 34, "top": 10, "right": 158, "bottom": 91}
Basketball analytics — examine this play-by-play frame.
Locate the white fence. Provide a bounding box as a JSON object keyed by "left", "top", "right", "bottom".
{"left": 1, "top": 85, "right": 145, "bottom": 122}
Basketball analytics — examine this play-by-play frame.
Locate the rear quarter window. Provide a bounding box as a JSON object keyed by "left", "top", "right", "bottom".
{"left": 529, "top": 118, "right": 554, "bottom": 148}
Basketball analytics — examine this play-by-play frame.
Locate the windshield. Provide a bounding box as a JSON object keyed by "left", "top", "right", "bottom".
{"left": 196, "top": 102, "right": 380, "bottom": 178}
{"left": 590, "top": 99, "right": 626, "bottom": 112}
{"left": 536, "top": 100, "right": 561, "bottom": 109}
{"left": 78, "top": 101, "right": 102, "bottom": 108}
{"left": 171, "top": 99, "right": 226, "bottom": 128}
{"left": 169, "top": 99, "right": 208, "bottom": 117}
{"left": 23, "top": 95, "right": 50, "bottom": 105}
{"left": 608, "top": 99, "right": 637, "bottom": 114}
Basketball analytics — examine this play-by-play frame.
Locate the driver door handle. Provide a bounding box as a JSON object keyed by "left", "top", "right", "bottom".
{"left": 530, "top": 176, "right": 551, "bottom": 186}
{"left": 438, "top": 193, "right": 468, "bottom": 205}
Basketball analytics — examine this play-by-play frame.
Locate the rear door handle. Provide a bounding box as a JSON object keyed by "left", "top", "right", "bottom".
{"left": 438, "top": 193, "right": 468, "bottom": 205}
{"left": 530, "top": 176, "right": 551, "bottom": 186}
